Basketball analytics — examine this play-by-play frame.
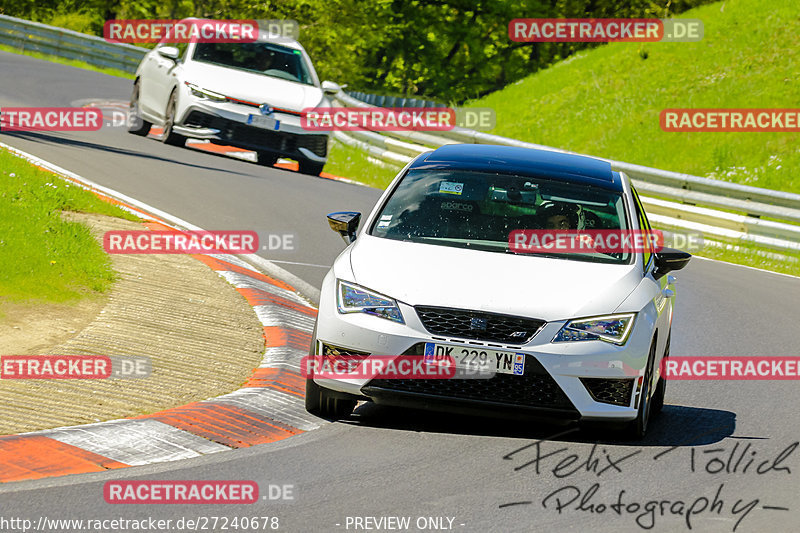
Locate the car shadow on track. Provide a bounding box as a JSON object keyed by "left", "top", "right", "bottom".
{"left": 342, "top": 402, "right": 737, "bottom": 447}
{"left": 1, "top": 131, "right": 258, "bottom": 177}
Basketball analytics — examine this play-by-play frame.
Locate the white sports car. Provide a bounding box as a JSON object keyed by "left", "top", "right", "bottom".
{"left": 306, "top": 144, "right": 691, "bottom": 438}
{"left": 128, "top": 21, "right": 337, "bottom": 175}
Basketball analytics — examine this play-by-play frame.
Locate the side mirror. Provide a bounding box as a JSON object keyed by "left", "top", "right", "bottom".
{"left": 321, "top": 80, "right": 341, "bottom": 95}
{"left": 653, "top": 247, "right": 691, "bottom": 280}
{"left": 157, "top": 46, "right": 180, "bottom": 61}
{"left": 327, "top": 211, "right": 361, "bottom": 244}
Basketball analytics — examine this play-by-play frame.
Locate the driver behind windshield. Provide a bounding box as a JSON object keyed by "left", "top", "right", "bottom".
{"left": 538, "top": 201, "right": 585, "bottom": 230}
{"left": 252, "top": 52, "right": 275, "bottom": 71}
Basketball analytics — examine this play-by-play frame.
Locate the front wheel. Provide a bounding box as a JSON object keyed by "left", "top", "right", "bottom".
{"left": 298, "top": 160, "right": 324, "bottom": 176}
{"left": 627, "top": 339, "right": 657, "bottom": 439}
{"left": 305, "top": 378, "right": 356, "bottom": 420}
{"left": 161, "top": 91, "right": 186, "bottom": 146}
{"left": 652, "top": 333, "right": 670, "bottom": 415}
{"left": 256, "top": 151, "right": 278, "bottom": 167}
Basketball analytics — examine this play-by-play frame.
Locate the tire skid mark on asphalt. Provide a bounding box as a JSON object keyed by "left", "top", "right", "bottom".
{"left": 0, "top": 157, "right": 322, "bottom": 483}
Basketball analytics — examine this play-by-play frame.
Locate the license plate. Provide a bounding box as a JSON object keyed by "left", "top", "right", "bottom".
{"left": 247, "top": 114, "right": 280, "bottom": 130}
{"left": 423, "top": 342, "right": 525, "bottom": 376}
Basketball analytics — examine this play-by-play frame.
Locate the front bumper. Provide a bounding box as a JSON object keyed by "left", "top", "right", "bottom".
{"left": 175, "top": 98, "right": 328, "bottom": 162}
{"left": 313, "top": 279, "right": 657, "bottom": 423}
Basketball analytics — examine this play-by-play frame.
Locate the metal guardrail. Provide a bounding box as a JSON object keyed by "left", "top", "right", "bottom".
{"left": 0, "top": 15, "right": 146, "bottom": 73}
{"left": 345, "top": 91, "right": 446, "bottom": 109}
{"left": 332, "top": 91, "right": 800, "bottom": 255}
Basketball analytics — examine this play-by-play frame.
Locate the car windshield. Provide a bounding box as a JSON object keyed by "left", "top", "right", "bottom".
{"left": 193, "top": 42, "right": 315, "bottom": 86}
{"left": 369, "top": 169, "right": 631, "bottom": 264}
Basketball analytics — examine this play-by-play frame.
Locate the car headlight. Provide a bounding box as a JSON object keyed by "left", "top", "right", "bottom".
{"left": 552, "top": 313, "right": 635, "bottom": 345}
{"left": 336, "top": 280, "right": 404, "bottom": 324}
{"left": 184, "top": 82, "right": 227, "bottom": 102}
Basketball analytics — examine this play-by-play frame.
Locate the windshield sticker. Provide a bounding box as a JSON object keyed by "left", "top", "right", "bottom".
{"left": 439, "top": 181, "right": 464, "bottom": 195}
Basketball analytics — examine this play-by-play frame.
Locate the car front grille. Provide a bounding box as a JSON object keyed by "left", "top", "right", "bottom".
{"left": 365, "top": 354, "right": 574, "bottom": 410}
{"left": 580, "top": 377, "right": 634, "bottom": 406}
{"left": 414, "top": 306, "right": 545, "bottom": 344}
{"left": 184, "top": 111, "right": 328, "bottom": 157}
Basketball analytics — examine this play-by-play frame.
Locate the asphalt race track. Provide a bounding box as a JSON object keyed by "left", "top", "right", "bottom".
{"left": 2, "top": 51, "right": 800, "bottom": 532}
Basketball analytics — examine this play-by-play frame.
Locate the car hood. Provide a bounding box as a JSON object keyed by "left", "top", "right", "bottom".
{"left": 183, "top": 61, "right": 324, "bottom": 110}
{"left": 347, "top": 236, "right": 642, "bottom": 322}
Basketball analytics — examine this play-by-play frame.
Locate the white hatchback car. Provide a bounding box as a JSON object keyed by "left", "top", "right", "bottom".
{"left": 306, "top": 144, "right": 691, "bottom": 438}
{"left": 128, "top": 22, "right": 337, "bottom": 175}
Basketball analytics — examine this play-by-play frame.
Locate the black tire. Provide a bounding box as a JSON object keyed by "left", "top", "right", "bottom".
{"left": 127, "top": 80, "right": 152, "bottom": 136}
{"left": 305, "top": 377, "right": 323, "bottom": 414}
{"left": 305, "top": 378, "right": 356, "bottom": 419}
{"left": 627, "top": 338, "right": 657, "bottom": 439}
{"left": 298, "top": 160, "right": 324, "bottom": 176}
{"left": 161, "top": 90, "right": 186, "bottom": 146}
{"left": 256, "top": 151, "right": 278, "bottom": 167}
{"left": 652, "top": 334, "right": 670, "bottom": 415}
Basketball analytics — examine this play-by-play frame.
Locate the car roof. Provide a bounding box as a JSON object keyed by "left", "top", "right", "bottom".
{"left": 410, "top": 144, "right": 622, "bottom": 191}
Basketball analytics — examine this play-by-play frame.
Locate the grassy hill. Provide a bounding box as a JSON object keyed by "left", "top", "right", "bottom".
{"left": 469, "top": 0, "right": 800, "bottom": 193}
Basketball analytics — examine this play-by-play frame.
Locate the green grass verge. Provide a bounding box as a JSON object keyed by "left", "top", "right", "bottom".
{"left": 0, "top": 44, "right": 135, "bottom": 80}
{"left": 688, "top": 240, "right": 800, "bottom": 278}
{"left": 0, "top": 149, "right": 139, "bottom": 306}
{"left": 469, "top": 0, "right": 800, "bottom": 194}
{"left": 324, "top": 140, "right": 400, "bottom": 189}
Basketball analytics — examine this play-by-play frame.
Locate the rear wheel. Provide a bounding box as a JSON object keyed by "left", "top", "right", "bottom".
{"left": 161, "top": 91, "right": 186, "bottom": 146}
{"left": 305, "top": 378, "right": 356, "bottom": 419}
{"left": 298, "top": 160, "right": 324, "bottom": 176}
{"left": 627, "top": 338, "right": 657, "bottom": 439}
{"left": 127, "top": 80, "right": 152, "bottom": 136}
